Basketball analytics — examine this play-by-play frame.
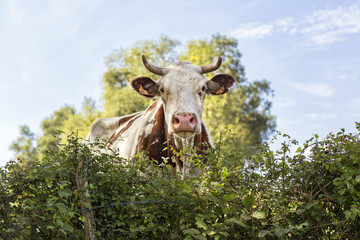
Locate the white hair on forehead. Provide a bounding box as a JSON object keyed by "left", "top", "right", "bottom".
{"left": 165, "top": 61, "right": 202, "bottom": 73}
{"left": 160, "top": 67, "right": 206, "bottom": 87}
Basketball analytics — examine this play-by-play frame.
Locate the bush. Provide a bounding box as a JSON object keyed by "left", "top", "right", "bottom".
{"left": 1, "top": 123, "right": 360, "bottom": 239}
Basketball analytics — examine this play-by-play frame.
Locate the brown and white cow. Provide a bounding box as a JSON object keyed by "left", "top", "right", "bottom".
{"left": 86, "top": 55, "right": 235, "bottom": 173}
{"left": 77, "top": 55, "right": 235, "bottom": 239}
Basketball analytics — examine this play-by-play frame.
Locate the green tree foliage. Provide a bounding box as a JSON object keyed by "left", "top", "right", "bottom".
{"left": 10, "top": 34, "right": 274, "bottom": 163}
{"left": 9, "top": 98, "right": 100, "bottom": 161}
{"left": 39, "top": 98, "right": 99, "bottom": 151}
{"left": 2, "top": 124, "right": 360, "bottom": 239}
{"left": 102, "top": 35, "right": 180, "bottom": 117}
{"left": 39, "top": 105, "right": 77, "bottom": 153}
{"left": 9, "top": 126, "right": 38, "bottom": 165}
{"left": 181, "top": 34, "right": 275, "bottom": 152}
{"left": 102, "top": 34, "right": 275, "bottom": 153}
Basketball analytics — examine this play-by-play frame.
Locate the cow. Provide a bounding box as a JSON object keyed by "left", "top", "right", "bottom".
{"left": 77, "top": 55, "right": 235, "bottom": 239}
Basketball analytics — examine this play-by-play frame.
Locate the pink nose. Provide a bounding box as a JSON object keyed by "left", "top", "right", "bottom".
{"left": 172, "top": 113, "right": 197, "bottom": 132}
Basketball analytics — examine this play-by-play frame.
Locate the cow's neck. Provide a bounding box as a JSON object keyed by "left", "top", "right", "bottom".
{"left": 135, "top": 99, "right": 212, "bottom": 174}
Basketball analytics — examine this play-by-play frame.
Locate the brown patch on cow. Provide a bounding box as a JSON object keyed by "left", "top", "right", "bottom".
{"left": 106, "top": 132, "right": 117, "bottom": 149}
{"left": 118, "top": 112, "right": 142, "bottom": 127}
{"left": 135, "top": 104, "right": 212, "bottom": 172}
{"left": 107, "top": 113, "right": 142, "bottom": 146}
{"left": 135, "top": 104, "right": 177, "bottom": 168}
{"left": 120, "top": 114, "right": 142, "bottom": 134}
{"left": 145, "top": 101, "right": 157, "bottom": 115}
{"left": 165, "top": 133, "right": 179, "bottom": 168}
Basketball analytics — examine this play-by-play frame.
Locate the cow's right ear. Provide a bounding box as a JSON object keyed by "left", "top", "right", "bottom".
{"left": 207, "top": 74, "right": 235, "bottom": 95}
{"left": 131, "top": 77, "right": 159, "bottom": 98}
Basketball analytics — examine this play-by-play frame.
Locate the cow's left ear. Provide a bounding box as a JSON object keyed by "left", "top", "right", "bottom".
{"left": 207, "top": 74, "right": 235, "bottom": 95}
{"left": 131, "top": 77, "right": 159, "bottom": 98}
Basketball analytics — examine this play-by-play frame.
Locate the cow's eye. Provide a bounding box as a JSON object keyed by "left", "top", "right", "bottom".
{"left": 160, "top": 88, "right": 165, "bottom": 93}
{"left": 202, "top": 86, "right": 206, "bottom": 92}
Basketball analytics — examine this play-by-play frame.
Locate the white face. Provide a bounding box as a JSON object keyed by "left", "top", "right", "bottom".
{"left": 131, "top": 57, "right": 235, "bottom": 149}
{"left": 157, "top": 62, "right": 208, "bottom": 138}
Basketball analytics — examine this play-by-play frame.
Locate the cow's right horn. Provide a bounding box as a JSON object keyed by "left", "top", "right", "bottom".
{"left": 142, "top": 55, "right": 165, "bottom": 76}
{"left": 201, "top": 57, "right": 222, "bottom": 74}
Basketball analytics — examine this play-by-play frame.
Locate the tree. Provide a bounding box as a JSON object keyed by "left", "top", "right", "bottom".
{"left": 101, "top": 34, "right": 276, "bottom": 152}
{"left": 9, "top": 34, "right": 276, "bottom": 159}
{"left": 102, "top": 35, "right": 180, "bottom": 117}
{"left": 9, "top": 125, "right": 38, "bottom": 165}
{"left": 38, "top": 97, "right": 100, "bottom": 153}
{"left": 181, "top": 34, "right": 276, "bottom": 152}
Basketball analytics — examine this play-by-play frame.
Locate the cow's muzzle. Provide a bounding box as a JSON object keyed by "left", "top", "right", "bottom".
{"left": 172, "top": 113, "right": 197, "bottom": 137}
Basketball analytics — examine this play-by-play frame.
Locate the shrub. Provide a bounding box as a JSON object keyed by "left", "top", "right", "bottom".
{"left": 1, "top": 123, "right": 360, "bottom": 239}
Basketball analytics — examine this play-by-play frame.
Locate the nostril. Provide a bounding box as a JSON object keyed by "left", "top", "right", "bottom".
{"left": 174, "top": 117, "right": 180, "bottom": 124}
{"left": 190, "top": 117, "right": 194, "bottom": 123}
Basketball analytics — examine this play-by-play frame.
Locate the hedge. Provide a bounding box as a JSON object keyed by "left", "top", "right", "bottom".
{"left": 1, "top": 124, "right": 360, "bottom": 239}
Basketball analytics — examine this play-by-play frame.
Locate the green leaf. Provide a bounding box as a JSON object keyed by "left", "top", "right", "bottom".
{"left": 258, "top": 230, "right": 271, "bottom": 237}
{"left": 222, "top": 167, "right": 228, "bottom": 178}
{"left": 225, "top": 218, "right": 246, "bottom": 228}
{"left": 196, "top": 219, "right": 208, "bottom": 230}
{"left": 274, "top": 227, "right": 284, "bottom": 237}
{"left": 347, "top": 182, "right": 355, "bottom": 192}
{"left": 223, "top": 193, "right": 237, "bottom": 201}
{"left": 21, "top": 229, "right": 31, "bottom": 236}
{"left": 183, "top": 228, "right": 201, "bottom": 235}
{"left": 223, "top": 206, "right": 233, "bottom": 214}
{"left": 240, "top": 213, "right": 251, "bottom": 220}
{"left": 46, "top": 225, "right": 56, "bottom": 230}
{"left": 338, "top": 188, "right": 347, "bottom": 195}
{"left": 63, "top": 223, "right": 74, "bottom": 233}
{"left": 59, "top": 189, "right": 72, "bottom": 198}
{"left": 78, "top": 216, "right": 86, "bottom": 223}
{"left": 356, "top": 175, "right": 360, "bottom": 183}
{"left": 56, "top": 219, "right": 64, "bottom": 227}
{"left": 243, "top": 194, "right": 255, "bottom": 210}
{"left": 305, "top": 202, "right": 315, "bottom": 209}
{"left": 5, "top": 228, "right": 16, "bottom": 233}
{"left": 56, "top": 203, "right": 67, "bottom": 213}
{"left": 252, "top": 211, "right": 266, "bottom": 219}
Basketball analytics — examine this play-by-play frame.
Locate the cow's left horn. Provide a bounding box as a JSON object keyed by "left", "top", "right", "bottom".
{"left": 201, "top": 57, "right": 222, "bottom": 74}
{"left": 142, "top": 55, "right": 165, "bottom": 76}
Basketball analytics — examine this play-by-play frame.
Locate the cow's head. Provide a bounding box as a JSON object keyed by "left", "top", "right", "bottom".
{"left": 131, "top": 55, "right": 235, "bottom": 149}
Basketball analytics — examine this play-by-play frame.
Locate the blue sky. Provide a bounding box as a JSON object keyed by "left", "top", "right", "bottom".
{"left": 1, "top": 0, "right": 360, "bottom": 166}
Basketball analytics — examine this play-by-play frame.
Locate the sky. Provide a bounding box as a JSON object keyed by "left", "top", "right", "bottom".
{"left": 1, "top": 0, "right": 360, "bottom": 166}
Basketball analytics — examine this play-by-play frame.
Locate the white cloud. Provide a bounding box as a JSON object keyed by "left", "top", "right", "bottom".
{"left": 304, "top": 113, "right": 337, "bottom": 121}
{"left": 232, "top": 23, "right": 274, "bottom": 39}
{"left": 292, "top": 82, "right": 335, "bottom": 97}
{"left": 231, "top": 3, "right": 360, "bottom": 47}
{"left": 301, "top": 5, "right": 360, "bottom": 46}
{"left": 232, "top": 17, "right": 295, "bottom": 40}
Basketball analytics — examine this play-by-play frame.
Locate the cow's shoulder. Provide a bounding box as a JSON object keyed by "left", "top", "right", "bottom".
{"left": 88, "top": 117, "right": 123, "bottom": 142}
